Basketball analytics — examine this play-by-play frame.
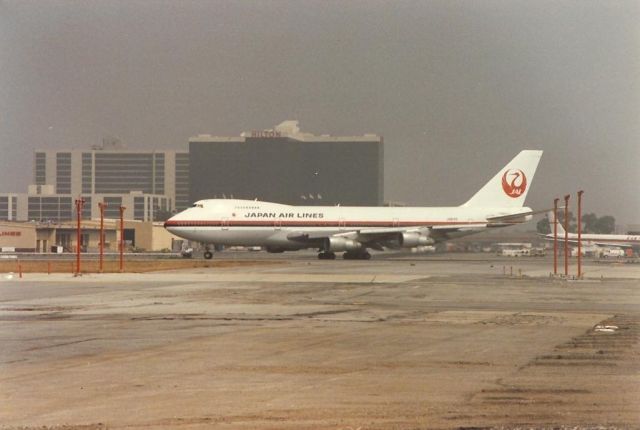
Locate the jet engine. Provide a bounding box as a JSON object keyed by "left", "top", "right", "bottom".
{"left": 324, "top": 237, "right": 364, "bottom": 252}
{"left": 398, "top": 232, "right": 433, "bottom": 248}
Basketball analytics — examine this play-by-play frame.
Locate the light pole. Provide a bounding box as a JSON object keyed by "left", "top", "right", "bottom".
{"left": 98, "top": 202, "right": 107, "bottom": 273}
{"left": 563, "top": 194, "right": 570, "bottom": 277}
{"left": 75, "top": 198, "right": 85, "bottom": 275}
{"left": 119, "top": 206, "right": 126, "bottom": 273}
{"left": 553, "top": 198, "right": 559, "bottom": 275}
{"left": 577, "top": 190, "right": 584, "bottom": 279}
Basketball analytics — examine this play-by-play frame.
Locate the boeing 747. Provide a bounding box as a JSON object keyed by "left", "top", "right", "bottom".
{"left": 165, "top": 150, "right": 543, "bottom": 259}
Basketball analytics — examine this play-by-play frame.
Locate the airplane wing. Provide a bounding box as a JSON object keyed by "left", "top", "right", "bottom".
{"left": 286, "top": 224, "right": 485, "bottom": 250}
{"left": 287, "top": 228, "right": 418, "bottom": 244}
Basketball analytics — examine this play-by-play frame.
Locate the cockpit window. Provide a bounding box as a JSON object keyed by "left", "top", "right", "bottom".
{"left": 192, "top": 203, "right": 204, "bottom": 208}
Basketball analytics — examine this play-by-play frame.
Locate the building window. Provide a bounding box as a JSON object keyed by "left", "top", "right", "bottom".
{"left": 134, "top": 197, "right": 145, "bottom": 221}
{"left": 59, "top": 197, "right": 72, "bottom": 221}
{"left": 0, "top": 197, "right": 8, "bottom": 220}
{"left": 80, "top": 196, "right": 92, "bottom": 219}
{"left": 35, "top": 152, "right": 46, "bottom": 185}
{"left": 56, "top": 153, "right": 72, "bottom": 194}
{"left": 27, "top": 196, "right": 72, "bottom": 222}
{"left": 82, "top": 153, "right": 93, "bottom": 193}
{"left": 103, "top": 196, "right": 123, "bottom": 218}
{"left": 95, "top": 153, "right": 154, "bottom": 194}
{"left": 175, "top": 152, "right": 190, "bottom": 211}
{"left": 154, "top": 153, "right": 165, "bottom": 195}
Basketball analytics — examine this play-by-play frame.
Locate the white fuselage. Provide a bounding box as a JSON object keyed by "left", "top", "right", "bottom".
{"left": 165, "top": 199, "right": 530, "bottom": 249}
{"left": 546, "top": 231, "right": 640, "bottom": 248}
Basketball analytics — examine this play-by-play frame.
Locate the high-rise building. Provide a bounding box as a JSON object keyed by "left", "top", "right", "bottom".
{"left": 0, "top": 141, "right": 191, "bottom": 223}
{"left": 189, "top": 121, "right": 383, "bottom": 206}
{"left": 33, "top": 141, "right": 190, "bottom": 212}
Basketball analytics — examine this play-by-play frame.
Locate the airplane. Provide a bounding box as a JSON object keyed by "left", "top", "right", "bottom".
{"left": 544, "top": 213, "right": 640, "bottom": 249}
{"left": 165, "top": 150, "right": 543, "bottom": 260}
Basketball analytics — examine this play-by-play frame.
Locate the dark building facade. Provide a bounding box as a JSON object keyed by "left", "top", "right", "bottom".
{"left": 189, "top": 121, "right": 383, "bottom": 206}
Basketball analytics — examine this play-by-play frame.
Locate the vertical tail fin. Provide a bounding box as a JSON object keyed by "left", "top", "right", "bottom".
{"left": 462, "top": 150, "right": 543, "bottom": 208}
{"left": 547, "top": 211, "right": 566, "bottom": 235}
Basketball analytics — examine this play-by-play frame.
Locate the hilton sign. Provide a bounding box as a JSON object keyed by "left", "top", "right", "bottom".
{"left": 250, "top": 130, "right": 282, "bottom": 138}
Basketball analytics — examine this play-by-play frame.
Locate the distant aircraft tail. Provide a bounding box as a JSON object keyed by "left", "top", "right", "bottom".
{"left": 462, "top": 150, "right": 543, "bottom": 208}
{"left": 547, "top": 210, "right": 566, "bottom": 235}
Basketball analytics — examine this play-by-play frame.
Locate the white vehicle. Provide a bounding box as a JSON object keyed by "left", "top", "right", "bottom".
{"left": 599, "top": 248, "right": 625, "bottom": 258}
{"left": 165, "top": 150, "right": 543, "bottom": 260}
{"left": 500, "top": 248, "right": 530, "bottom": 257}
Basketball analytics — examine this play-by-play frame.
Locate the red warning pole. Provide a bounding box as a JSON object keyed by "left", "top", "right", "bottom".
{"left": 577, "top": 190, "right": 584, "bottom": 279}
{"left": 553, "top": 198, "right": 559, "bottom": 275}
{"left": 563, "top": 194, "right": 570, "bottom": 277}
{"left": 75, "top": 198, "right": 85, "bottom": 275}
{"left": 98, "top": 202, "right": 107, "bottom": 273}
{"left": 119, "top": 206, "right": 126, "bottom": 273}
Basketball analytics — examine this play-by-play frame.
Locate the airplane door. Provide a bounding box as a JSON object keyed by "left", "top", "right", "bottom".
{"left": 339, "top": 218, "right": 346, "bottom": 231}
{"left": 274, "top": 220, "right": 282, "bottom": 231}
{"left": 221, "top": 218, "right": 229, "bottom": 230}
{"left": 392, "top": 218, "right": 399, "bottom": 227}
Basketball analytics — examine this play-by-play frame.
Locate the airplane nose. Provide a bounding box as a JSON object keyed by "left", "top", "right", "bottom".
{"left": 164, "top": 214, "right": 180, "bottom": 230}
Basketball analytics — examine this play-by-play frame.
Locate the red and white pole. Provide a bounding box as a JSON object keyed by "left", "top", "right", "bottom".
{"left": 577, "top": 190, "right": 584, "bottom": 279}
{"left": 563, "top": 194, "right": 570, "bottom": 277}
{"left": 553, "top": 198, "right": 559, "bottom": 275}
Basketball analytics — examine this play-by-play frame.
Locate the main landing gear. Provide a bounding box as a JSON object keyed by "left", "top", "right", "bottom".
{"left": 203, "top": 245, "right": 213, "bottom": 260}
{"left": 343, "top": 251, "right": 371, "bottom": 260}
{"left": 317, "top": 251, "right": 372, "bottom": 260}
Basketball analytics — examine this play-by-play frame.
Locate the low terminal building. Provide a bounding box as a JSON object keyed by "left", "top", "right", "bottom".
{"left": 0, "top": 186, "right": 171, "bottom": 223}
{"left": 0, "top": 221, "right": 38, "bottom": 252}
{"left": 0, "top": 220, "right": 181, "bottom": 253}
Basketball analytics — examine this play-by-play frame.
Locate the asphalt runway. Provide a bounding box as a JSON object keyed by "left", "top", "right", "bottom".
{"left": 1, "top": 255, "right": 639, "bottom": 429}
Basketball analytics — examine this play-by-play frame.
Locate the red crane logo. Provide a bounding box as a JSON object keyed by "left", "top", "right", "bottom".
{"left": 501, "top": 169, "right": 527, "bottom": 198}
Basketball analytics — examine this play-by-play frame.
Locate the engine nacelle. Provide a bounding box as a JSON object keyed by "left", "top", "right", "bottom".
{"left": 399, "top": 232, "right": 433, "bottom": 248}
{"left": 324, "top": 237, "right": 364, "bottom": 252}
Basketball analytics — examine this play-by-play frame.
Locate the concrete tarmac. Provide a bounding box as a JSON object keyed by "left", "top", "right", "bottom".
{"left": 1, "top": 254, "right": 639, "bottom": 429}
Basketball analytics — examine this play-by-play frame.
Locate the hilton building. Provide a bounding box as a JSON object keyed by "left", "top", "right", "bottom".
{"left": 189, "top": 121, "right": 384, "bottom": 206}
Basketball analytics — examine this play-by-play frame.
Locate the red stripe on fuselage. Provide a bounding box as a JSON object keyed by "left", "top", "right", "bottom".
{"left": 164, "top": 219, "right": 490, "bottom": 228}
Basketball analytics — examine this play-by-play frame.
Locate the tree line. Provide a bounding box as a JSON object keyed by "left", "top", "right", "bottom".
{"left": 537, "top": 212, "right": 616, "bottom": 234}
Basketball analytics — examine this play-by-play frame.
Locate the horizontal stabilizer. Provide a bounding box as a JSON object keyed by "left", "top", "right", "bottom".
{"left": 487, "top": 207, "right": 558, "bottom": 224}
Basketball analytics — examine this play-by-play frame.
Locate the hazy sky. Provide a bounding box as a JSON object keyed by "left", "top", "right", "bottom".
{"left": 1, "top": 0, "right": 638, "bottom": 225}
